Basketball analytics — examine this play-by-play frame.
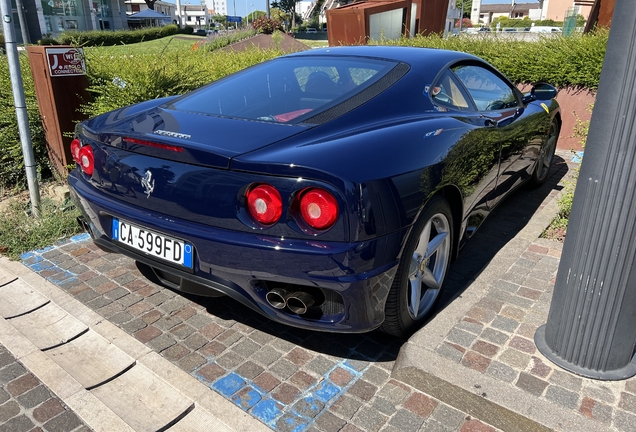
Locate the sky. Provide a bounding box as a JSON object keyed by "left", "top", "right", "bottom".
{"left": 163, "top": 0, "right": 541, "bottom": 21}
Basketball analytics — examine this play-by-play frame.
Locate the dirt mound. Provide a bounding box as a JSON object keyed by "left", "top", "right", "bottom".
{"left": 220, "top": 33, "right": 310, "bottom": 53}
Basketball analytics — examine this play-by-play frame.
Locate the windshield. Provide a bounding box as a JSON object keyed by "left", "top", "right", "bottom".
{"left": 168, "top": 56, "right": 398, "bottom": 123}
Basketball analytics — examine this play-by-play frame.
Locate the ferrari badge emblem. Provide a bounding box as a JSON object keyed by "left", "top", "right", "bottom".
{"left": 141, "top": 170, "right": 155, "bottom": 198}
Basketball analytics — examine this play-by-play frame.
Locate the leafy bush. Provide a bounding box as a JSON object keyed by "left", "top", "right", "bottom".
{"left": 81, "top": 47, "right": 284, "bottom": 118}
{"left": 0, "top": 53, "right": 49, "bottom": 190}
{"left": 456, "top": 18, "right": 473, "bottom": 28}
{"left": 198, "top": 29, "right": 257, "bottom": 52}
{"left": 37, "top": 37, "right": 60, "bottom": 46}
{"left": 0, "top": 29, "right": 608, "bottom": 191}
{"left": 251, "top": 17, "right": 284, "bottom": 34}
{"left": 375, "top": 28, "right": 608, "bottom": 89}
{"left": 179, "top": 26, "right": 195, "bottom": 35}
{"left": 57, "top": 25, "right": 179, "bottom": 47}
{"left": 490, "top": 16, "right": 533, "bottom": 29}
{"left": 534, "top": 19, "right": 564, "bottom": 27}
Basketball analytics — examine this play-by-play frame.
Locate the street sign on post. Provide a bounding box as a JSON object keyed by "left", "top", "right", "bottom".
{"left": 227, "top": 16, "right": 243, "bottom": 23}
{"left": 27, "top": 46, "right": 90, "bottom": 176}
{"left": 46, "top": 47, "right": 87, "bottom": 77}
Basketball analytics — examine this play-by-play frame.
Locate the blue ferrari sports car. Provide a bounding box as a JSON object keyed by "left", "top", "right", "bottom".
{"left": 69, "top": 46, "right": 560, "bottom": 337}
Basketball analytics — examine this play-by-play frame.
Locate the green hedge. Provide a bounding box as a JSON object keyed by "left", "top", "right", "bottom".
{"left": 55, "top": 25, "right": 179, "bottom": 47}
{"left": 82, "top": 47, "right": 284, "bottom": 118}
{"left": 0, "top": 53, "right": 48, "bottom": 190}
{"left": 0, "top": 30, "right": 608, "bottom": 190}
{"left": 375, "top": 28, "right": 608, "bottom": 89}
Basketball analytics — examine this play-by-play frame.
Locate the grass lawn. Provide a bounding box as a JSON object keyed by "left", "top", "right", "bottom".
{"left": 295, "top": 38, "right": 329, "bottom": 49}
{"left": 86, "top": 35, "right": 201, "bottom": 56}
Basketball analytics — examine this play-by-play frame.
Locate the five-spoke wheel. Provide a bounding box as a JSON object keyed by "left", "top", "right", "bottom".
{"left": 382, "top": 196, "right": 453, "bottom": 337}
{"left": 532, "top": 120, "right": 560, "bottom": 185}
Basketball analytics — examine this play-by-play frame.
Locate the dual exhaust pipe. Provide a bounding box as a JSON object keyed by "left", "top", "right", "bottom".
{"left": 266, "top": 288, "right": 315, "bottom": 315}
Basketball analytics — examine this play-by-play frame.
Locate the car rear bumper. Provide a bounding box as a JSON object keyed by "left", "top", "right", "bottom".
{"left": 69, "top": 171, "right": 404, "bottom": 333}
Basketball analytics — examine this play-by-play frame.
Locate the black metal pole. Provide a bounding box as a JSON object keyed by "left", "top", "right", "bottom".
{"left": 535, "top": 0, "right": 636, "bottom": 380}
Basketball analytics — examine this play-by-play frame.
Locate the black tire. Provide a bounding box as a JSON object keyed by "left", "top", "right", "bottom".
{"left": 530, "top": 120, "right": 560, "bottom": 186}
{"left": 381, "top": 196, "right": 453, "bottom": 338}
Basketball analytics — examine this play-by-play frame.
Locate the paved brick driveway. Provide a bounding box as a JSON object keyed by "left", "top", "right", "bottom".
{"left": 14, "top": 152, "right": 584, "bottom": 432}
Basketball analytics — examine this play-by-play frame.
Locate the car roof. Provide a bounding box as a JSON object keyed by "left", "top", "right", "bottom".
{"left": 286, "top": 46, "right": 482, "bottom": 73}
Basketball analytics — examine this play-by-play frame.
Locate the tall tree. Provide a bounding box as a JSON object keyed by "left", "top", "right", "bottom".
{"left": 271, "top": 0, "right": 300, "bottom": 28}
{"left": 456, "top": 0, "right": 472, "bottom": 18}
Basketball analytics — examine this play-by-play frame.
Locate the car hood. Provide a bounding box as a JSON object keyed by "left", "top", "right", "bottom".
{"left": 81, "top": 102, "right": 312, "bottom": 169}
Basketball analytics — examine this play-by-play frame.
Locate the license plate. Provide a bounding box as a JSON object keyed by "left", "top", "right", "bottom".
{"left": 111, "top": 218, "right": 193, "bottom": 269}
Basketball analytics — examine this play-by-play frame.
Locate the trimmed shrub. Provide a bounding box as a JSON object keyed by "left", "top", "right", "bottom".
{"left": 0, "top": 53, "right": 48, "bottom": 190}
{"left": 57, "top": 25, "right": 179, "bottom": 47}
{"left": 375, "top": 28, "right": 608, "bottom": 89}
{"left": 37, "top": 37, "right": 60, "bottom": 46}
{"left": 81, "top": 47, "right": 284, "bottom": 118}
{"left": 251, "top": 17, "right": 284, "bottom": 35}
{"left": 0, "top": 29, "right": 608, "bottom": 190}
{"left": 198, "top": 29, "right": 257, "bottom": 52}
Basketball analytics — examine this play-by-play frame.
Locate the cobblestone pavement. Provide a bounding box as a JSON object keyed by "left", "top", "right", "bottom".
{"left": 14, "top": 151, "right": 633, "bottom": 432}
{"left": 0, "top": 344, "right": 91, "bottom": 432}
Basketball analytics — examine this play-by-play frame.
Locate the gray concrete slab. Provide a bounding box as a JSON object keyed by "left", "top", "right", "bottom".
{"left": 8, "top": 302, "right": 88, "bottom": 350}
{"left": 0, "top": 266, "right": 17, "bottom": 286}
{"left": 0, "top": 278, "right": 49, "bottom": 318}
{"left": 46, "top": 329, "right": 135, "bottom": 389}
{"left": 166, "top": 405, "right": 233, "bottom": 432}
{"left": 91, "top": 363, "right": 194, "bottom": 432}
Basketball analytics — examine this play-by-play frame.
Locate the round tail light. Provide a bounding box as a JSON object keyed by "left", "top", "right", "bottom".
{"left": 298, "top": 188, "right": 338, "bottom": 230}
{"left": 246, "top": 184, "right": 283, "bottom": 225}
{"left": 70, "top": 138, "right": 81, "bottom": 162}
{"left": 78, "top": 145, "right": 94, "bottom": 176}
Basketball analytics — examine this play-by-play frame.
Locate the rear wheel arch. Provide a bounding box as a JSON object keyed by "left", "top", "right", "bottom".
{"left": 437, "top": 185, "right": 463, "bottom": 261}
{"left": 401, "top": 185, "right": 463, "bottom": 261}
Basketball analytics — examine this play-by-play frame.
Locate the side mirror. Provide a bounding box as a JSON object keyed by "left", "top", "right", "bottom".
{"left": 522, "top": 83, "right": 558, "bottom": 104}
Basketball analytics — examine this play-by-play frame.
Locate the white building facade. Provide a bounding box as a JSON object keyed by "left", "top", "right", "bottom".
{"left": 205, "top": 0, "right": 228, "bottom": 16}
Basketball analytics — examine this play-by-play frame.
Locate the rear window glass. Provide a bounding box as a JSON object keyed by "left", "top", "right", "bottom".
{"left": 168, "top": 56, "right": 397, "bottom": 123}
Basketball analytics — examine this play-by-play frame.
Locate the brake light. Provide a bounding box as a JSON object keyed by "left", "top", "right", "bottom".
{"left": 70, "top": 138, "right": 81, "bottom": 162}
{"left": 124, "top": 137, "right": 184, "bottom": 153}
{"left": 298, "top": 188, "right": 338, "bottom": 230}
{"left": 246, "top": 184, "right": 283, "bottom": 225}
{"left": 78, "top": 145, "right": 94, "bottom": 176}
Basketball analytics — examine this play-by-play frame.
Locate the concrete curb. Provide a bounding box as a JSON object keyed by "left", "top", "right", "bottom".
{"left": 0, "top": 256, "right": 270, "bottom": 432}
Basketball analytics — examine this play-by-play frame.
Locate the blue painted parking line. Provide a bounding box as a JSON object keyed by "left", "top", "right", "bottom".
{"left": 20, "top": 235, "right": 91, "bottom": 286}
{"left": 195, "top": 359, "right": 368, "bottom": 431}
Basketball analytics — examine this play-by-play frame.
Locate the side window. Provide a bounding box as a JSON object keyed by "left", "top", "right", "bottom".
{"left": 430, "top": 70, "right": 472, "bottom": 110}
{"left": 452, "top": 65, "right": 518, "bottom": 111}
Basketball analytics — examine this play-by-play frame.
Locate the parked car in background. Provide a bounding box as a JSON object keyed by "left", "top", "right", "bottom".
{"left": 68, "top": 46, "right": 560, "bottom": 337}
{"left": 529, "top": 26, "right": 562, "bottom": 33}
{"left": 306, "top": 28, "right": 317, "bottom": 33}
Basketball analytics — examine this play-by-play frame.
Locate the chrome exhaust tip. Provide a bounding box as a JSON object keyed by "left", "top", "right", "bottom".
{"left": 265, "top": 288, "right": 289, "bottom": 310}
{"left": 286, "top": 292, "right": 315, "bottom": 315}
